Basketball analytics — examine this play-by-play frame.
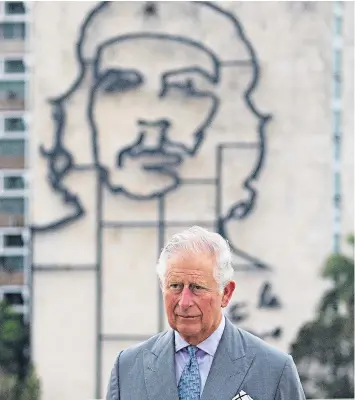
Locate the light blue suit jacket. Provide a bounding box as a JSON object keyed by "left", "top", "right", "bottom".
{"left": 106, "top": 318, "right": 306, "bottom": 400}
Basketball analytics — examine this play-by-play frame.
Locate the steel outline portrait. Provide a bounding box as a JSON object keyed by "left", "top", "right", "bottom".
{"left": 34, "top": 1, "right": 271, "bottom": 245}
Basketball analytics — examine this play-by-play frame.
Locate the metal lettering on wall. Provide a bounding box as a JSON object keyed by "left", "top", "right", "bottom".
{"left": 32, "top": 1, "right": 281, "bottom": 395}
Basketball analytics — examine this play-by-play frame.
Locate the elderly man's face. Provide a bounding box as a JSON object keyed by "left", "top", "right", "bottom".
{"left": 163, "top": 251, "right": 235, "bottom": 344}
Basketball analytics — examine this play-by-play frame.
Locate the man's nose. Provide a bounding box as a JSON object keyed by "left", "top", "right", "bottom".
{"left": 137, "top": 119, "right": 170, "bottom": 148}
{"left": 178, "top": 286, "right": 194, "bottom": 310}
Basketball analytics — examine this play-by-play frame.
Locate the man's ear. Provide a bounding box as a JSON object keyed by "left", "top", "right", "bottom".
{"left": 221, "top": 280, "right": 236, "bottom": 308}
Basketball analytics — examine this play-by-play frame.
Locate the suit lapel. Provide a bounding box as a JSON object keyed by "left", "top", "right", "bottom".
{"left": 143, "top": 330, "right": 179, "bottom": 400}
{"left": 200, "top": 319, "right": 256, "bottom": 400}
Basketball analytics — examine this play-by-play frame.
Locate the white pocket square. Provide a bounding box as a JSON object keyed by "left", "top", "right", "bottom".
{"left": 232, "top": 390, "right": 254, "bottom": 400}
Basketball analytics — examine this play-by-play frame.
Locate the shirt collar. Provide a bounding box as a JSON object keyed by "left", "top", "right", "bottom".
{"left": 174, "top": 315, "right": 226, "bottom": 356}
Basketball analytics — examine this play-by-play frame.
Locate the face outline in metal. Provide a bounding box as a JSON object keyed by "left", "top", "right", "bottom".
{"left": 34, "top": 0, "right": 272, "bottom": 265}
{"left": 90, "top": 33, "right": 220, "bottom": 200}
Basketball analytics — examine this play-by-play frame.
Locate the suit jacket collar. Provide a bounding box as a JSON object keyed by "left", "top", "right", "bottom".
{"left": 143, "top": 318, "right": 256, "bottom": 400}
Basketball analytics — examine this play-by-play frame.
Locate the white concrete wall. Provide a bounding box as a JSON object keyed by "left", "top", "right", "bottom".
{"left": 29, "top": 2, "right": 354, "bottom": 399}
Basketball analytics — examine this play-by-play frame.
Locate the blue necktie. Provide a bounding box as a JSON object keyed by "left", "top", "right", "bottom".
{"left": 178, "top": 345, "right": 201, "bottom": 400}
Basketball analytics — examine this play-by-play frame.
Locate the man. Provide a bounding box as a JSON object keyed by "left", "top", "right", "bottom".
{"left": 106, "top": 226, "right": 305, "bottom": 400}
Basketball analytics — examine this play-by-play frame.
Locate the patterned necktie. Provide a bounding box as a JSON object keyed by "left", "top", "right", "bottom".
{"left": 178, "top": 345, "right": 201, "bottom": 400}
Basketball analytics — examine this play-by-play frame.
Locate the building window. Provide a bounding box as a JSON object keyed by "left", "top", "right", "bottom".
{"left": 4, "top": 175, "right": 25, "bottom": 190}
{"left": 0, "top": 22, "right": 26, "bottom": 40}
{"left": 0, "top": 198, "right": 24, "bottom": 215}
{"left": 4, "top": 59, "right": 25, "bottom": 74}
{"left": 4, "top": 117, "right": 26, "bottom": 132}
{"left": 0, "top": 81, "right": 25, "bottom": 101}
{"left": 0, "top": 139, "right": 25, "bottom": 157}
{"left": 0, "top": 255, "right": 23, "bottom": 272}
{"left": 3, "top": 291, "right": 23, "bottom": 305}
{"left": 4, "top": 234, "right": 24, "bottom": 247}
{"left": 0, "top": 198, "right": 24, "bottom": 227}
{"left": 5, "top": 2, "right": 26, "bottom": 15}
{"left": 0, "top": 202, "right": 24, "bottom": 226}
{"left": 0, "top": 139, "right": 25, "bottom": 168}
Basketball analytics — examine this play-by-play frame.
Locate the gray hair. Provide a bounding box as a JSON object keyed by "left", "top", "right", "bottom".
{"left": 156, "top": 226, "right": 234, "bottom": 292}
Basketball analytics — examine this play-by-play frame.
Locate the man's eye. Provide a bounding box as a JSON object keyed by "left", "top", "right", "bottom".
{"left": 100, "top": 69, "right": 143, "bottom": 93}
{"left": 170, "top": 283, "right": 180, "bottom": 289}
{"left": 192, "top": 285, "right": 204, "bottom": 291}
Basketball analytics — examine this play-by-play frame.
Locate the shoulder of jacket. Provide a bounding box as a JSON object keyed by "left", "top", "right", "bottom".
{"left": 237, "top": 327, "right": 290, "bottom": 366}
{"left": 115, "top": 330, "right": 170, "bottom": 364}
